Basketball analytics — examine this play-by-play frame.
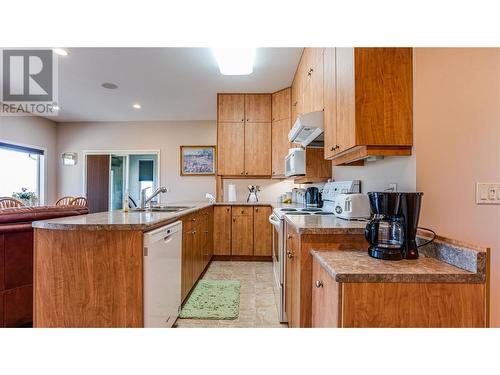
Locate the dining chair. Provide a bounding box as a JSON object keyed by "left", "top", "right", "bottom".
{"left": 0, "top": 197, "right": 25, "bottom": 209}
{"left": 69, "top": 196, "right": 88, "bottom": 207}
{"left": 55, "top": 196, "right": 75, "bottom": 206}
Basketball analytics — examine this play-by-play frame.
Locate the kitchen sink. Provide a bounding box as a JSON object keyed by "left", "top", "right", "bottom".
{"left": 132, "top": 206, "right": 193, "bottom": 213}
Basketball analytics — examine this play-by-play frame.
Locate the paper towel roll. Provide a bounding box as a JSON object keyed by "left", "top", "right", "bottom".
{"left": 227, "top": 184, "right": 237, "bottom": 202}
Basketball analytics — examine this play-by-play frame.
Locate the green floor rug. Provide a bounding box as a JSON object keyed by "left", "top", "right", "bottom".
{"left": 180, "top": 280, "right": 240, "bottom": 320}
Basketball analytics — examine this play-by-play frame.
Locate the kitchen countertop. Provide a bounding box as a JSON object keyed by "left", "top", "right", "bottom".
{"left": 284, "top": 215, "right": 367, "bottom": 234}
{"left": 310, "top": 249, "right": 485, "bottom": 283}
{"left": 32, "top": 201, "right": 213, "bottom": 231}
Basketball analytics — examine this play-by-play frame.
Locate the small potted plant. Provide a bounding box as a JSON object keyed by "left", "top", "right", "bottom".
{"left": 13, "top": 188, "right": 38, "bottom": 206}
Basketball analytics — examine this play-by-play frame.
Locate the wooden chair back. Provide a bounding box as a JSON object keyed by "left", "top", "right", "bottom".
{"left": 0, "top": 197, "right": 25, "bottom": 209}
{"left": 70, "top": 197, "right": 88, "bottom": 207}
{"left": 55, "top": 196, "right": 75, "bottom": 206}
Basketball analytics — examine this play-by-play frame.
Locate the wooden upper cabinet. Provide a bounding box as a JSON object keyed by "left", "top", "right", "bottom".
{"left": 272, "top": 88, "right": 291, "bottom": 121}
{"left": 271, "top": 118, "right": 291, "bottom": 177}
{"left": 291, "top": 80, "right": 299, "bottom": 122}
{"left": 335, "top": 48, "right": 357, "bottom": 155}
{"left": 213, "top": 206, "right": 232, "bottom": 255}
{"left": 309, "top": 49, "right": 324, "bottom": 112}
{"left": 217, "top": 122, "right": 245, "bottom": 175}
{"left": 244, "top": 122, "right": 272, "bottom": 176}
{"left": 218, "top": 94, "right": 245, "bottom": 122}
{"left": 253, "top": 206, "right": 272, "bottom": 256}
{"left": 244, "top": 94, "right": 271, "bottom": 122}
{"left": 324, "top": 48, "right": 413, "bottom": 165}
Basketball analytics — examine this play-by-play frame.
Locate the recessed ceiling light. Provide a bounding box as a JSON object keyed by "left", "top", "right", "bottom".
{"left": 101, "top": 82, "right": 118, "bottom": 90}
{"left": 212, "top": 48, "right": 255, "bottom": 75}
{"left": 132, "top": 103, "right": 141, "bottom": 109}
{"left": 54, "top": 48, "right": 68, "bottom": 56}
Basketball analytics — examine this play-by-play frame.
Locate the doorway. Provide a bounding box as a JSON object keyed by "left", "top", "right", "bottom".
{"left": 85, "top": 151, "right": 160, "bottom": 213}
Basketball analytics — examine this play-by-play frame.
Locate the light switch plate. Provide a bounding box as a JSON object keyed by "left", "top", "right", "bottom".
{"left": 476, "top": 183, "right": 500, "bottom": 204}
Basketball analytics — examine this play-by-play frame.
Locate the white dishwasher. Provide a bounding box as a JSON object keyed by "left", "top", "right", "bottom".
{"left": 143, "top": 221, "right": 182, "bottom": 328}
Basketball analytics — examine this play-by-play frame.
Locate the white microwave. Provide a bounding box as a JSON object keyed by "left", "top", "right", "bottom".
{"left": 285, "top": 148, "right": 305, "bottom": 177}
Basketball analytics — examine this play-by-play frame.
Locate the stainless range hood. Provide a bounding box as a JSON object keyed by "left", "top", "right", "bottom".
{"left": 288, "top": 110, "right": 324, "bottom": 147}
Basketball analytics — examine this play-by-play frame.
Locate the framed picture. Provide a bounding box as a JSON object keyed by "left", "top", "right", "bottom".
{"left": 180, "top": 145, "right": 216, "bottom": 176}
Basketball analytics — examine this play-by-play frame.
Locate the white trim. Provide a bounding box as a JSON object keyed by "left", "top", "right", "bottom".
{"left": 0, "top": 137, "right": 48, "bottom": 205}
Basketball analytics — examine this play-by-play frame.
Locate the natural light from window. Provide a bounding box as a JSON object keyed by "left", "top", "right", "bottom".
{"left": 0, "top": 148, "right": 40, "bottom": 200}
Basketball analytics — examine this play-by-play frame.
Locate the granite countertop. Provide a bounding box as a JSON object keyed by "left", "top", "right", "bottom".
{"left": 284, "top": 215, "right": 367, "bottom": 234}
{"left": 32, "top": 201, "right": 213, "bottom": 231}
{"left": 310, "top": 249, "right": 485, "bottom": 283}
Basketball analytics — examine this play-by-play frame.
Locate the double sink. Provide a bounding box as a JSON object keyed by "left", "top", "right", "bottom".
{"left": 132, "top": 205, "right": 193, "bottom": 213}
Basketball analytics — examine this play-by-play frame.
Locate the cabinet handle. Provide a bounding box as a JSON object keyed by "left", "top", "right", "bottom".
{"left": 204, "top": 230, "right": 209, "bottom": 234}
{"left": 272, "top": 171, "right": 276, "bottom": 175}
{"left": 226, "top": 208, "right": 230, "bottom": 212}
{"left": 246, "top": 118, "right": 250, "bottom": 122}
{"left": 255, "top": 208, "right": 259, "bottom": 212}
{"left": 245, "top": 172, "right": 248, "bottom": 175}
{"left": 241, "top": 118, "right": 244, "bottom": 122}
{"left": 287, "top": 251, "right": 294, "bottom": 259}
{"left": 307, "top": 68, "right": 313, "bottom": 76}
{"left": 240, "top": 172, "right": 244, "bottom": 175}
{"left": 330, "top": 145, "right": 340, "bottom": 151}
{"left": 287, "top": 234, "right": 293, "bottom": 240}
{"left": 315, "top": 280, "right": 323, "bottom": 288}
{"left": 233, "top": 218, "right": 236, "bottom": 222}
{"left": 192, "top": 218, "right": 196, "bottom": 222}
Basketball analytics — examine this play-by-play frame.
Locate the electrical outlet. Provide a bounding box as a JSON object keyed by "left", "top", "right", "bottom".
{"left": 476, "top": 183, "right": 500, "bottom": 205}
{"left": 388, "top": 183, "right": 397, "bottom": 192}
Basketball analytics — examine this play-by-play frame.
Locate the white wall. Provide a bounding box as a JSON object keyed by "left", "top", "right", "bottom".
{"left": 56, "top": 121, "right": 217, "bottom": 204}
{"left": 332, "top": 155, "right": 416, "bottom": 193}
{"left": 0, "top": 116, "right": 58, "bottom": 204}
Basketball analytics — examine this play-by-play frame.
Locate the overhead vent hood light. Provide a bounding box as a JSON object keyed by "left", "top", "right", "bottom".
{"left": 288, "top": 110, "right": 324, "bottom": 147}
{"left": 212, "top": 48, "right": 255, "bottom": 75}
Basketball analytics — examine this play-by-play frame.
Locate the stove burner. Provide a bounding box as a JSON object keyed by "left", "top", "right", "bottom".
{"left": 301, "top": 208, "right": 322, "bottom": 212}
{"left": 280, "top": 208, "right": 298, "bottom": 212}
{"left": 313, "top": 212, "right": 335, "bottom": 215}
{"left": 286, "top": 212, "right": 311, "bottom": 215}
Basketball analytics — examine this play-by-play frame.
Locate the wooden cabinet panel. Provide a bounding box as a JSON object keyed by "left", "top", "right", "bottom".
{"left": 312, "top": 257, "right": 340, "bottom": 328}
{"left": 218, "top": 94, "right": 245, "bottom": 122}
{"left": 244, "top": 94, "right": 271, "bottom": 122}
{"left": 291, "top": 80, "right": 299, "bottom": 121}
{"left": 253, "top": 206, "right": 272, "bottom": 256}
{"left": 244, "top": 122, "right": 272, "bottom": 176}
{"left": 231, "top": 206, "right": 253, "bottom": 216}
{"left": 272, "top": 88, "right": 291, "bottom": 121}
{"left": 335, "top": 48, "right": 357, "bottom": 154}
{"left": 310, "top": 50, "right": 324, "bottom": 112}
{"left": 285, "top": 226, "right": 301, "bottom": 328}
{"left": 217, "top": 122, "right": 245, "bottom": 175}
{"left": 86, "top": 154, "right": 110, "bottom": 213}
{"left": 231, "top": 214, "right": 254, "bottom": 256}
{"left": 271, "top": 118, "right": 291, "bottom": 177}
{"left": 323, "top": 48, "right": 337, "bottom": 159}
{"left": 213, "top": 206, "right": 232, "bottom": 255}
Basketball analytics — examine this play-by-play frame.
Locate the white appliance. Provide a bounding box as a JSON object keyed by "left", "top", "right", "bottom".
{"left": 333, "top": 193, "right": 371, "bottom": 220}
{"left": 285, "top": 148, "right": 305, "bottom": 177}
{"left": 288, "top": 110, "right": 324, "bottom": 147}
{"left": 143, "top": 221, "right": 182, "bottom": 328}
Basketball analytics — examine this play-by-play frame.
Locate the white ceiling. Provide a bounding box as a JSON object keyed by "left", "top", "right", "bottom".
{"left": 54, "top": 48, "right": 303, "bottom": 123}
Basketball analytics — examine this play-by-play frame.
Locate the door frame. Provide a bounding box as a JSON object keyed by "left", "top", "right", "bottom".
{"left": 83, "top": 149, "right": 161, "bottom": 209}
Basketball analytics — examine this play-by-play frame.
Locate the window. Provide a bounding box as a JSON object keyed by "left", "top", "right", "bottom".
{"left": 0, "top": 142, "right": 44, "bottom": 204}
{"left": 138, "top": 159, "right": 154, "bottom": 200}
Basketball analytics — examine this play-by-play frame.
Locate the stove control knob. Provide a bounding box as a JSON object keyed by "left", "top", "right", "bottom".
{"left": 335, "top": 206, "right": 343, "bottom": 214}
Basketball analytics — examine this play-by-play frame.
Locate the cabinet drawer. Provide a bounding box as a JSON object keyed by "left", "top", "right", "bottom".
{"left": 183, "top": 211, "right": 202, "bottom": 231}
{"left": 231, "top": 206, "right": 253, "bottom": 216}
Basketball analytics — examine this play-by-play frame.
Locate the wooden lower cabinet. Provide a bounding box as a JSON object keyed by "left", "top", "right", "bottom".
{"left": 312, "top": 256, "right": 488, "bottom": 328}
{"left": 181, "top": 207, "right": 213, "bottom": 302}
{"left": 284, "top": 223, "right": 367, "bottom": 328}
{"left": 213, "top": 206, "right": 232, "bottom": 255}
{"left": 231, "top": 208, "right": 254, "bottom": 256}
{"left": 253, "top": 206, "right": 272, "bottom": 256}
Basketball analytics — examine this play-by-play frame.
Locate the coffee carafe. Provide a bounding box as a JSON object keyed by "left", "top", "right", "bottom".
{"left": 365, "top": 192, "right": 424, "bottom": 260}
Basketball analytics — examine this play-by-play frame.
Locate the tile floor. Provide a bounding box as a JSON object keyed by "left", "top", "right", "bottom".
{"left": 174, "top": 261, "right": 287, "bottom": 328}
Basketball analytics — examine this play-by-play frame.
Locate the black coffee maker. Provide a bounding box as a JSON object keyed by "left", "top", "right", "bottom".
{"left": 364, "top": 192, "right": 423, "bottom": 260}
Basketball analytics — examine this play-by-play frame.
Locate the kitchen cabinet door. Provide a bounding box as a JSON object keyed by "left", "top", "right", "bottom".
{"left": 271, "top": 118, "right": 291, "bottom": 177}
{"left": 213, "top": 206, "right": 231, "bottom": 255}
{"left": 181, "top": 227, "right": 195, "bottom": 301}
{"left": 323, "top": 48, "right": 338, "bottom": 159}
{"left": 312, "top": 257, "right": 341, "bottom": 328}
{"left": 291, "top": 80, "right": 299, "bottom": 122}
{"left": 310, "top": 50, "right": 324, "bottom": 112}
{"left": 335, "top": 48, "right": 357, "bottom": 154}
{"left": 272, "top": 88, "right": 291, "bottom": 122}
{"left": 253, "top": 206, "right": 272, "bottom": 256}
{"left": 217, "top": 122, "right": 245, "bottom": 175}
{"left": 218, "top": 94, "right": 245, "bottom": 123}
{"left": 244, "top": 94, "right": 272, "bottom": 122}
{"left": 244, "top": 122, "right": 272, "bottom": 176}
{"left": 231, "top": 214, "right": 254, "bottom": 256}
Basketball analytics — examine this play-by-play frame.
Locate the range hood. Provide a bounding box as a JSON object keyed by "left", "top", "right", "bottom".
{"left": 288, "top": 110, "right": 324, "bottom": 147}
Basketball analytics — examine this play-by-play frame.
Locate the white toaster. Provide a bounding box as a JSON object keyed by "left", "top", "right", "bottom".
{"left": 333, "top": 193, "right": 371, "bottom": 220}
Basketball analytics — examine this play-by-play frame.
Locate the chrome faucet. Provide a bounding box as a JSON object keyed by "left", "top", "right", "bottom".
{"left": 140, "top": 186, "right": 168, "bottom": 209}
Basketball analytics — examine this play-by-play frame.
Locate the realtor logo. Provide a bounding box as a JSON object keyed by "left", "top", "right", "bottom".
{"left": 0, "top": 48, "right": 58, "bottom": 116}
